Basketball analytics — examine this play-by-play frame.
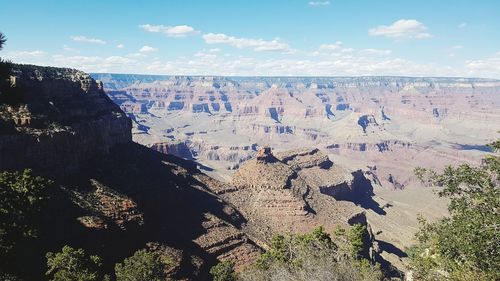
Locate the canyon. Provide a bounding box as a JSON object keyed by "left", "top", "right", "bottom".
{"left": 1, "top": 66, "right": 265, "bottom": 279}
{"left": 92, "top": 74, "right": 500, "bottom": 186}
{"left": 0, "top": 65, "right": 390, "bottom": 279}
{"left": 91, "top": 73, "right": 500, "bottom": 271}
{"left": 1, "top": 66, "right": 498, "bottom": 279}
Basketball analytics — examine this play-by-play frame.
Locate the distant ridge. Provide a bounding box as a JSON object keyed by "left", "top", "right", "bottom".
{"left": 91, "top": 73, "right": 500, "bottom": 90}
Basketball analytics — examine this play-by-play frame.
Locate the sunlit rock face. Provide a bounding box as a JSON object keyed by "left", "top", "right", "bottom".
{"left": 219, "top": 147, "right": 371, "bottom": 243}
{"left": 92, "top": 74, "right": 500, "bottom": 187}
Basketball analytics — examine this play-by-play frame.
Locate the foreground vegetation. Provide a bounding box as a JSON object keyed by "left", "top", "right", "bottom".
{"left": 0, "top": 169, "right": 167, "bottom": 280}
{"left": 410, "top": 139, "right": 500, "bottom": 280}
{"left": 211, "top": 226, "right": 383, "bottom": 281}
{"left": 0, "top": 169, "right": 53, "bottom": 272}
{"left": 0, "top": 31, "right": 14, "bottom": 105}
{"left": 45, "top": 246, "right": 167, "bottom": 281}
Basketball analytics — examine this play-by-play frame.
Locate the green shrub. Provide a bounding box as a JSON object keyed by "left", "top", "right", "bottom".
{"left": 115, "top": 249, "right": 166, "bottom": 281}
{"left": 410, "top": 139, "right": 500, "bottom": 280}
{"left": 347, "top": 224, "right": 366, "bottom": 258}
{"left": 210, "top": 261, "right": 236, "bottom": 281}
{"left": 0, "top": 169, "right": 52, "bottom": 255}
{"left": 46, "top": 246, "right": 104, "bottom": 281}
{"left": 242, "top": 226, "right": 382, "bottom": 281}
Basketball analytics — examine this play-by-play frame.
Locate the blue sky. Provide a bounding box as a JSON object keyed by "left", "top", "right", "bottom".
{"left": 1, "top": 0, "right": 499, "bottom": 77}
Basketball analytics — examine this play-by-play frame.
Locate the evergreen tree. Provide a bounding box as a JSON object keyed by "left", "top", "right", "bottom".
{"left": 210, "top": 261, "right": 236, "bottom": 281}
{"left": 46, "top": 246, "right": 104, "bottom": 281}
{"left": 115, "top": 249, "right": 166, "bottom": 281}
{"left": 0, "top": 32, "right": 6, "bottom": 51}
{"left": 409, "top": 139, "right": 500, "bottom": 280}
{"left": 0, "top": 169, "right": 52, "bottom": 255}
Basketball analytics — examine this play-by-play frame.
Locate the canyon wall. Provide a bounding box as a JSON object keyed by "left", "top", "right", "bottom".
{"left": 0, "top": 66, "right": 265, "bottom": 279}
{"left": 0, "top": 65, "right": 132, "bottom": 174}
{"left": 91, "top": 74, "right": 500, "bottom": 186}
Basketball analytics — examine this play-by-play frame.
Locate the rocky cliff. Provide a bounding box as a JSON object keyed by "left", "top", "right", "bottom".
{"left": 5, "top": 67, "right": 390, "bottom": 278}
{"left": 0, "top": 65, "right": 131, "bottom": 174}
{"left": 204, "top": 147, "right": 377, "bottom": 244}
{"left": 0, "top": 65, "right": 262, "bottom": 280}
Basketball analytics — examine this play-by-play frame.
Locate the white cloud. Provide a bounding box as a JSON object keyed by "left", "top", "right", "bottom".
{"left": 193, "top": 51, "right": 217, "bottom": 60}
{"left": 126, "top": 53, "right": 147, "bottom": 58}
{"left": 140, "top": 24, "right": 198, "bottom": 37}
{"left": 308, "top": 1, "right": 330, "bottom": 6}
{"left": 104, "top": 56, "right": 135, "bottom": 64}
{"left": 9, "top": 50, "right": 45, "bottom": 56}
{"left": 70, "top": 35, "right": 106, "bottom": 44}
{"left": 139, "top": 45, "right": 159, "bottom": 53}
{"left": 465, "top": 52, "right": 500, "bottom": 77}
{"left": 319, "top": 41, "right": 343, "bottom": 51}
{"left": 140, "top": 46, "right": 464, "bottom": 77}
{"left": 62, "top": 45, "right": 79, "bottom": 52}
{"left": 4, "top": 51, "right": 48, "bottom": 64}
{"left": 447, "top": 45, "right": 463, "bottom": 57}
{"left": 50, "top": 54, "right": 138, "bottom": 72}
{"left": 458, "top": 22, "right": 467, "bottom": 28}
{"left": 117, "top": 44, "right": 124, "bottom": 49}
{"left": 34, "top": 52, "right": 449, "bottom": 76}
{"left": 369, "top": 19, "right": 432, "bottom": 39}
{"left": 203, "top": 33, "right": 290, "bottom": 52}
{"left": 358, "top": 49, "right": 392, "bottom": 56}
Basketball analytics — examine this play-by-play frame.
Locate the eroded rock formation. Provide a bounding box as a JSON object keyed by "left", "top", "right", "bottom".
{"left": 0, "top": 65, "right": 131, "bottom": 174}
{"left": 92, "top": 74, "right": 500, "bottom": 191}
{"left": 205, "top": 147, "right": 374, "bottom": 247}
{"left": 0, "top": 65, "right": 262, "bottom": 280}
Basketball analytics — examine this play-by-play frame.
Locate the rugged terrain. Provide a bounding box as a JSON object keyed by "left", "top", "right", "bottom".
{"left": 2, "top": 67, "right": 497, "bottom": 279}
{"left": 91, "top": 73, "right": 500, "bottom": 270}
{"left": 1, "top": 66, "right": 394, "bottom": 280}
{"left": 206, "top": 147, "right": 375, "bottom": 243}
{"left": 92, "top": 74, "right": 500, "bottom": 186}
{"left": 0, "top": 66, "right": 265, "bottom": 280}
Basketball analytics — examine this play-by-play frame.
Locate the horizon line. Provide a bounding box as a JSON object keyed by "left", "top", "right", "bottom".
{"left": 89, "top": 72, "right": 500, "bottom": 81}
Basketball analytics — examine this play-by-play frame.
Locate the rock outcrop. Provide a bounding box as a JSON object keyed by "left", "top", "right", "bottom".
{"left": 207, "top": 147, "right": 373, "bottom": 245}
{"left": 0, "top": 65, "right": 132, "bottom": 174}
{"left": 0, "top": 65, "right": 262, "bottom": 280}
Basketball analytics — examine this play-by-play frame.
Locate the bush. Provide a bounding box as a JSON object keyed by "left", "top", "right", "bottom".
{"left": 46, "top": 246, "right": 104, "bottom": 281}
{"left": 241, "top": 226, "right": 382, "bottom": 281}
{"left": 410, "top": 139, "right": 500, "bottom": 280}
{"left": 0, "top": 169, "right": 52, "bottom": 255}
{"left": 210, "top": 261, "right": 236, "bottom": 281}
{"left": 0, "top": 271, "right": 22, "bottom": 281}
{"left": 0, "top": 31, "right": 16, "bottom": 105}
{"left": 115, "top": 249, "right": 166, "bottom": 281}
